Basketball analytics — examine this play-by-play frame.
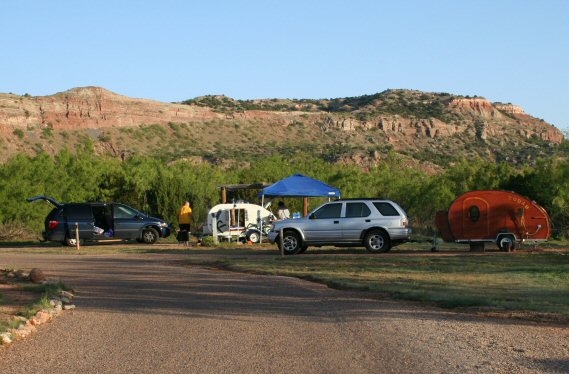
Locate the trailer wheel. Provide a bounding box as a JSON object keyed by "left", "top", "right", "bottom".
{"left": 245, "top": 229, "right": 261, "bottom": 243}
{"left": 497, "top": 235, "right": 515, "bottom": 252}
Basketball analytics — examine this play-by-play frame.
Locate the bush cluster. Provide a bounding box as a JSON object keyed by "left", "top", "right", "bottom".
{"left": 3, "top": 148, "right": 569, "bottom": 239}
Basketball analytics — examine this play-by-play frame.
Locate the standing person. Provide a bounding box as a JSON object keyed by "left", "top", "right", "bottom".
{"left": 277, "top": 201, "right": 291, "bottom": 220}
{"left": 177, "top": 201, "right": 192, "bottom": 246}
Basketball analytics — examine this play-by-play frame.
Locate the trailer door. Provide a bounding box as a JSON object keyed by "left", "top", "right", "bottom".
{"left": 461, "top": 197, "right": 490, "bottom": 239}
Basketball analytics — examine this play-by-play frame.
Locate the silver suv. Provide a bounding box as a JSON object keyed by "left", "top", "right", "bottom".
{"left": 267, "top": 199, "right": 411, "bottom": 255}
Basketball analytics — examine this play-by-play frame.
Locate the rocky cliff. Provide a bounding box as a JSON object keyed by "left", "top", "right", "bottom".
{"left": 0, "top": 87, "right": 563, "bottom": 168}
{"left": 0, "top": 87, "right": 219, "bottom": 133}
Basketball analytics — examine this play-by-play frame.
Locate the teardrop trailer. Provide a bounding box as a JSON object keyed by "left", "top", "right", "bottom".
{"left": 202, "top": 202, "right": 275, "bottom": 243}
{"left": 435, "top": 190, "right": 551, "bottom": 251}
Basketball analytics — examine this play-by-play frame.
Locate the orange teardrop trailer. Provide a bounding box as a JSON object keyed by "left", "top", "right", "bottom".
{"left": 435, "top": 190, "right": 551, "bottom": 251}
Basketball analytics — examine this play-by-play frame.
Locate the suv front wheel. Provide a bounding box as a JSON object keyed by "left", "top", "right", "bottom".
{"left": 278, "top": 230, "right": 302, "bottom": 255}
{"left": 364, "top": 229, "right": 390, "bottom": 253}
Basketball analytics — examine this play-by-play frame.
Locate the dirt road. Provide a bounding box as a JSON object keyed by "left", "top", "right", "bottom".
{"left": 0, "top": 249, "right": 568, "bottom": 373}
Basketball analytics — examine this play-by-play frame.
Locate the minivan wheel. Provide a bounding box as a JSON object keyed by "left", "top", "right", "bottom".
{"left": 65, "top": 236, "right": 81, "bottom": 247}
{"left": 364, "top": 230, "right": 390, "bottom": 253}
{"left": 278, "top": 230, "right": 302, "bottom": 255}
{"left": 141, "top": 228, "right": 159, "bottom": 244}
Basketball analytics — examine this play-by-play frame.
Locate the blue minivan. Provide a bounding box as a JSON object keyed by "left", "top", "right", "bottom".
{"left": 27, "top": 196, "right": 172, "bottom": 246}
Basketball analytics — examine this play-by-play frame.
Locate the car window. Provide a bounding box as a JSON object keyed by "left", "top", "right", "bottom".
{"left": 346, "top": 202, "right": 371, "bottom": 218}
{"left": 313, "top": 203, "right": 342, "bottom": 219}
{"left": 113, "top": 204, "right": 138, "bottom": 219}
{"left": 372, "top": 202, "right": 400, "bottom": 216}
{"left": 63, "top": 204, "right": 92, "bottom": 220}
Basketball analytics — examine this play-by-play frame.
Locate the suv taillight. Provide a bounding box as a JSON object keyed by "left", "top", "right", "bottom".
{"left": 48, "top": 220, "right": 60, "bottom": 230}
{"left": 401, "top": 217, "right": 408, "bottom": 227}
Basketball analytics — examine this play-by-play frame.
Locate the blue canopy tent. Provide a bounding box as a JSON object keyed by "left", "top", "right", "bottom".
{"left": 260, "top": 174, "right": 341, "bottom": 216}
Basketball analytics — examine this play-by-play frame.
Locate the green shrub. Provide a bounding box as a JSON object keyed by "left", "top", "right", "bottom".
{"left": 13, "top": 129, "right": 24, "bottom": 139}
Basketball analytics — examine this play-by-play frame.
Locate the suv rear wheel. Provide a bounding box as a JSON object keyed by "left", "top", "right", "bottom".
{"left": 364, "top": 229, "right": 390, "bottom": 253}
{"left": 279, "top": 230, "right": 302, "bottom": 255}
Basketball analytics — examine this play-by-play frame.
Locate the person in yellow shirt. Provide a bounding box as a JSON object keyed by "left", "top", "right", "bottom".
{"left": 177, "top": 201, "right": 192, "bottom": 245}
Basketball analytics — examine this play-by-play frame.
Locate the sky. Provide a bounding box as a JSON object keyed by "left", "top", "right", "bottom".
{"left": 2, "top": 1, "right": 568, "bottom": 130}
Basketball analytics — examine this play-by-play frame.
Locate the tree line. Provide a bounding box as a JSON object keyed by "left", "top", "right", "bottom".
{"left": 3, "top": 147, "right": 569, "bottom": 239}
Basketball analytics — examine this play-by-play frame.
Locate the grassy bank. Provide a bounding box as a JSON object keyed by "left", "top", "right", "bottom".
{"left": 186, "top": 244, "right": 569, "bottom": 321}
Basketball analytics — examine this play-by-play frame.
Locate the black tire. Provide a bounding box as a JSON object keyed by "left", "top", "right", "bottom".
{"left": 364, "top": 229, "right": 390, "bottom": 253}
{"left": 246, "top": 229, "right": 261, "bottom": 243}
{"left": 497, "top": 235, "right": 515, "bottom": 251}
{"left": 278, "top": 230, "right": 302, "bottom": 255}
{"left": 141, "top": 228, "right": 159, "bottom": 244}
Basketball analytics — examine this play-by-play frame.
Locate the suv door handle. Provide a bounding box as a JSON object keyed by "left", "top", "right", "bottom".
{"left": 365, "top": 219, "right": 371, "bottom": 222}
{"left": 334, "top": 221, "right": 339, "bottom": 224}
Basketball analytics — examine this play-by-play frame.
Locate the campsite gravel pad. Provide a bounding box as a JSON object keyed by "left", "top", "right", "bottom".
{"left": 0, "top": 248, "right": 568, "bottom": 373}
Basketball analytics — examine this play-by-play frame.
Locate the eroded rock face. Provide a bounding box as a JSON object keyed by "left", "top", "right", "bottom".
{"left": 0, "top": 87, "right": 220, "bottom": 134}
{"left": 376, "top": 117, "right": 457, "bottom": 139}
{"left": 0, "top": 87, "right": 563, "bottom": 164}
{"left": 330, "top": 111, "right": 563, "bottom": 146}
{"left": 449, "top": 97, "right": 497, "bottom": 113}
{"left": 494, "top": 103, "right": 525, "bottom": 114}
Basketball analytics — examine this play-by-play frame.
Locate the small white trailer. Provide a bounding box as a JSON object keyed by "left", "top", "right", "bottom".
{"left": 202, "top": 202, "right": 275, "bottom": 243}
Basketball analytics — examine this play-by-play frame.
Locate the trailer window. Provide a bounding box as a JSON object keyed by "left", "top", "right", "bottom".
{"left": 468, "top": 205, "right": 480, "bottom": 222}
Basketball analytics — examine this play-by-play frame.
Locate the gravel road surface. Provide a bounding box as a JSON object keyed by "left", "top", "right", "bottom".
{"left": 0, "top": 250, "right": 568, "bottom": 374}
